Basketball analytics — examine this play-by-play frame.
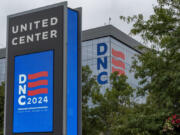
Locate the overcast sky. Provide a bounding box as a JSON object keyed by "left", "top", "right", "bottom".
{"left": 0, "top": 0, "right": 157, "bottom": 48}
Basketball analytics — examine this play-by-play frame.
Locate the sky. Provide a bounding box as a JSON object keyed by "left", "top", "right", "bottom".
{"left": 0, "top": 0, "right": 157, "bottom": 48}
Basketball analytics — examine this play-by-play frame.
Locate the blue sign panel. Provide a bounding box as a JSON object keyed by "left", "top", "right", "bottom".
{"left": 67, "top": 9, "right": 78, "bottom": 135}
{"left": 13, "top": 50, "right": 54, "bottom": 133}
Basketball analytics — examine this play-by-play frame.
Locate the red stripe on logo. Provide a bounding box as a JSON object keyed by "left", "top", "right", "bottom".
{"left": 28, "top": 88, "right": 48, "bottom": 96}
{"left": 28, "top": 71, "right": 48, "bottom": 80}
{"left": 112, "top": 48, "right": 125, "bottom": 60}
{"left": 28, "top": 80, "right": 48, "bottom": 88}
{"left": 112, "top": 57, "right": 125, "bottom": 69}
{"left": 112, "top": 66, "right": 125, "bottom": 75}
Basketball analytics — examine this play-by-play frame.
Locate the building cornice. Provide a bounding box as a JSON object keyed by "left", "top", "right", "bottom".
{"left": 82, "top": 25, "right": 143, "bottom": 53}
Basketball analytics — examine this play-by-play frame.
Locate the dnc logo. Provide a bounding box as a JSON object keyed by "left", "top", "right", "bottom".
{"left": 18, "top": 71, "right": 49, "bottom": 106}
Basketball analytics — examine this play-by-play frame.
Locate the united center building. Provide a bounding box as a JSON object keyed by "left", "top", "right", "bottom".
{"left": 0, "top": 25, "right": 141, "bottom": 89}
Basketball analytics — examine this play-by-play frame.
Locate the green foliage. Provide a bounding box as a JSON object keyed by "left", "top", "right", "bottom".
{"left": 123, "top": 0, "right": 180, "bottom": 113}
{"left": 119, "top": 0, "right": 180, "bottom": 134}
{"left": 82, "top": 65, "right": 100, "bottom": 135}
{"left": 0, "top": 82, "right": 5, "bottom": 135}
{"left": 82, "top": 67, "right": 171, "bottom": 134}
{"left": 92, "top": 72, "right": 135, "bottom": 135}
{"left": 82, "top": 69, "right": 135, "bottom": 135}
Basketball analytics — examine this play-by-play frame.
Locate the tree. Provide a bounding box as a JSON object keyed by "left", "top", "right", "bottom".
{"left": 120, "top": 0, "right": 180, "bottom": 134}
{"left": 82, "top": 66, "right": 136, "bottom": 135}
{"left": 82, "top": 65, "right": 100, "bottom": 135}
{"left": 0, "top": 82, "right": 5, "bottom": 135}
{"left": 90, "top": 72, "right": 135, "bottom": 135}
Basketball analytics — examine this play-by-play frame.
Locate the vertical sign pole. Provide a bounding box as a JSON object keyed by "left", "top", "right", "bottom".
{"left": 4, "top": 2, "right": 70, "bottom": 135}
{"left": 4, "top": 2, "right": 81, "bottom": 135}
{"left": 63, "top": 3, "right": 67, "bottom": 135}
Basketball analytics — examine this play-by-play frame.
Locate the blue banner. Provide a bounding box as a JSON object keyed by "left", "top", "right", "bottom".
{"left": 67, "top": 9, "right": 78, "bottom": 135}
{"left": 13, "top": 50, "right": 54, "bottom": 133}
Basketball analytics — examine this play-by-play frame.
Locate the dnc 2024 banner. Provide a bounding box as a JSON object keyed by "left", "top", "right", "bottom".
{"left": 13, "top": 50, "right": 53, "bottom": 133}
